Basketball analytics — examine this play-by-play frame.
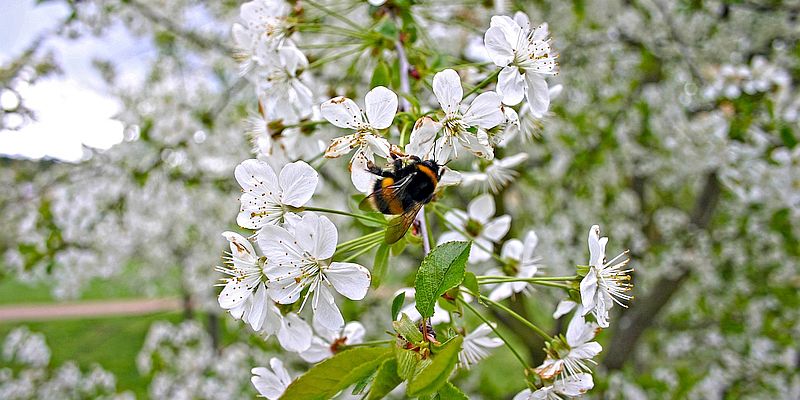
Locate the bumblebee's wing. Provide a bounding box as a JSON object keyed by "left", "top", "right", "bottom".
{"left": 358, "top": 173, "right": 415, "bottom": 214}
{"left": 384, "top": 202, "right": 424, "bottom": 244}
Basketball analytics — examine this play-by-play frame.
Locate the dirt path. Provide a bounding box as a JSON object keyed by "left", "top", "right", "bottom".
{"left": 0, "top": 298, "right": 183, "bottom": 322}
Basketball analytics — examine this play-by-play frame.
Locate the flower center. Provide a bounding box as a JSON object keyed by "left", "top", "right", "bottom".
{"left": 464, "top": 218, "right": 483, "bottom": 237}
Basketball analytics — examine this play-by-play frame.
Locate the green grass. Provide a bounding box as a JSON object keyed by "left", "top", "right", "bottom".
{"left": 0, "top": 262, "right": 181, "bottom": 305}
{"left": 0, "top": 312, "right": 183, "bottom": 398}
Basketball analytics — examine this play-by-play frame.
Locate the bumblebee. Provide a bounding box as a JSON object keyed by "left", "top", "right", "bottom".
{"left": 359, "top": 155, "right": 443, "bottom": 244}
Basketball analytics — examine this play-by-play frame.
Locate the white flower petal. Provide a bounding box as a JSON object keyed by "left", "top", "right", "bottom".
{"left": 521, "top": 230, "right": 539, "bottom": 261}
{"left": 525, "top": 75, "right": 550, "bottom": 118}
{"left": 490, "top": 15, "right": 523, "bottom": 48}
{"left": 438, "top": 230, "right": 467, "bottom": 245}
{"left": 513, "top": 12, "right": 531, "bottom": 30}
{"left": 313, "top": 285, "right": 345, "bottom": 331}
{"left": 299, "top": 337, "right": 332, "bottom": 363}
{"left": 587, "top": 225, "right": 606, "bottom": 267}
{"left": 405, "top": 117, "right": 441, "bottom": 158}
{"left": 580, "top": 268, "right": 598, "bottom": 312}
{"left": 483, "top": 26, "right": 515, "bottom": 67}
{"left": 364, "top": 86, "right": 398, "bottom": 129}
{"left": 433, "top": 69, "right": 463, "bottom": 115}
{"left": 279, "top": 161, "right": 318, "bottom": 207}
{"left": 222, "top": 231, "right": 257, "bottom": 263}
{"left": 326, "top": 262, "right": 371, "bottom": 300}
{"left": 566, "top": 312, "right": 598, "bottom": 346}
{"left": 460, "top": 129, "right": 495, "bottom": 160}
{"left": 489, "top": 282, "right": 514, "bottom": 302}
{"left": 218, "top": 279, "right": 251, "bottom": 310}
{"left": 470, "top": 238, "right": 493, "bottom": 263}
{"left": 468, "top": 193, "right": 495, "bottom": 223}
{"left": 555, "top": 373, "right": 594, "bottom": 396}
{"left": 364, "top": 134, "right": 392, "bottom": 158}
{"left": 350, "top": 151, "right": 377, "bottom": 193}
{"left": 497, "top": 67, "right": 526, "bottom": 106}
{"left": 321, "top": 96, "right": 364, "bottom": 129}
{"left": 278, "top": 313, "right": 312, "bottom": 352}
{"left": 463, "top": 91, "right": 504, "bottom": 129}
{"left": 324, "top": 133, "right": 358, "bottom": 158}
{"left": 246, "top": 283, "right": 268, "bottom": 331}
{"left": 343, "top": 321, "right": 366, "bottom": 344}
{"left": 553, "top": 300, "right": 577, "bottom": 319}
{"left": 512, "top": 389, "right": 533, "bottom": 400}
{"left": 294, "top": 213, "right": 338, "bottom": 260}
{"left": 501, "top": 238, "right": 523, "bottom": 261}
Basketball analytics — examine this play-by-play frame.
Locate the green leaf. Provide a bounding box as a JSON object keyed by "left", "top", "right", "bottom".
{"left": 434, "top": 382, "right": 469, "bottom": 400}
{"left": 395, "top": 347, "right": 421, "bottom": 380}
{"left": 371, "top": 61, "right": 392, "bottom": 89}
{"left": 372, "top": 243, "right": 390, "bottom": 288}
{"left": 393, "top": 313, "right": 423, "bottom": 343}
{"left": 351, "top": 370, "right": 375, "bottom": 396}
{"left": 366, "top": 358, "right": 403, "bottom": 400}
{"left": 462, "top": 271, "right": 479, "bottom": 297}
{"left": 407, "top": 336, "right": 464, "bottom": 397}
{"left": 415, "top": 241, "right": 471, "bottom": 318}
{"left": 280, "top": 347, "right": 392, "bottom": 400}
{"left": 391, "top": 292, "right": 406, "bottom": 321}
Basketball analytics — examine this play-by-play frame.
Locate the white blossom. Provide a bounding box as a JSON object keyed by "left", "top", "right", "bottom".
{"left": 458, "top": 323, "right": 503, "bottom": 369}
{"left": 462, "top": 153, "right": 529, "bottom": 193}
{"left": 235, "top": 159, "right": 318, "bottom": 233}
{"left": 300, "top": 320, "right": 365, "bottom": 363}
{"left": 579, "top": 225, "right": 632, "bottom": 328}
{"left": 535, "top": 310, "right": 602, "bottom": 381}
{"left": 259, "top": 213, "right": 371, "bottom": 330}
{"left": 513, "top": 373, "right": 594, "bottom": 400}
{"left": 256, "top": 44, "right": 314, "bottom": 124}
{"left": 484, "top": 11, "right": 558, "bottom": 115}
{"left": 251, "top": 358, "right": 293, "bottom": 400}
{"left": 321, "top": 86, "right": 398, "bottom": 192}
{"left": 438, "top": 193, "right": 511, "bottom": 263}
{"left": 486, "top": 230, "right": 540, "bottom": 301}
{"left": 431, "top": 69, "right": 504, "bottom": 161}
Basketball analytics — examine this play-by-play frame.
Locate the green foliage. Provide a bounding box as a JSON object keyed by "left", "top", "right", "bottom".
{"left": 391, "top": 292, "right": 406, "bottom": 321}
{"left": 414, "top": 241, "right": 471, "bottom": 318}
{"left": 371, "top": 61, "right": 392, "bottom": 89}
{"left": 366, "top": 358, "right": 403, "bottom": 400}
{"left": 462, "top": 272, "right": 479, "bottom": 298}
{"left": 433, "top": 382, "right": 469, "bottom": 400}
{"left": 372, "top": 243, "right": 390, "bottom": 288}
{"left": 393, "top": 313, "right": 423, "bottom": 343}
{"left": 407, "top": 336, "right": 464, "bottom": 397}
{"left": 280, "top": 347, "right": 393, "bottom": 400}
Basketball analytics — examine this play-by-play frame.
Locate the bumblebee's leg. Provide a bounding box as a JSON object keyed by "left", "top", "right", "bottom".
{"left": 409, "top": 155, "right": 422, "bottom": 163}
{"left": 392, "top": 157, "right": 404, "bottom": 172}
{"left": 366, "top": 160, "right": 395, "bottom": 177}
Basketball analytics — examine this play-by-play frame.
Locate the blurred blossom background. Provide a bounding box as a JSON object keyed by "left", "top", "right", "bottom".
{"left": 0, "top": 0, "right": 798, "bottom": 399}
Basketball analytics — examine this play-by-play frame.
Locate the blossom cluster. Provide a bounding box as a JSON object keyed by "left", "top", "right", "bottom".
{"left": 215, "top": 1, "right": 632, "bottom": 399}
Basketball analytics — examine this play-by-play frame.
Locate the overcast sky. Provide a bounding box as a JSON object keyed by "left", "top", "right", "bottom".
{"left": 0, "top": 0, "right": 153, "bottom": 162}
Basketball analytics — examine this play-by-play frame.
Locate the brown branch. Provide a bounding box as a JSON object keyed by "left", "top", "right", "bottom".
{"left": 603, "top": 171, "right": 720, "bottom": 370}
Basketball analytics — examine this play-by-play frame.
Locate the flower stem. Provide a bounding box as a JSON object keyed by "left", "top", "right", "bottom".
{"left": 304, "top": 206, "right": 387, "bottom": 225}
{"left": 341, "top": 339, "right": 393, "bottom": 349}
{"left": 459, "top": 297, "right": 530, "bottom": 370}
{"left": 479, "top": 279, "right": 574, "bottom": 290}
{"left": 303, "top": 0, "right": 363, "bottom": 31}
{"left": 342, "top": 241, "right": 380, "bottom": 263}
{"left": 477, "top": 275, "right": 580, "bottom": 282}
{"left": 334, "top": 231, "right": 385, "bottom": 255}
{"left": 307, "top": 45, "right": 366, "bottom": 69}
{"left": 478, "top": 294, "right": 554, "bottom": 342}
{"left": 463, "top": 69, "right": 500, "bottom": 98}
